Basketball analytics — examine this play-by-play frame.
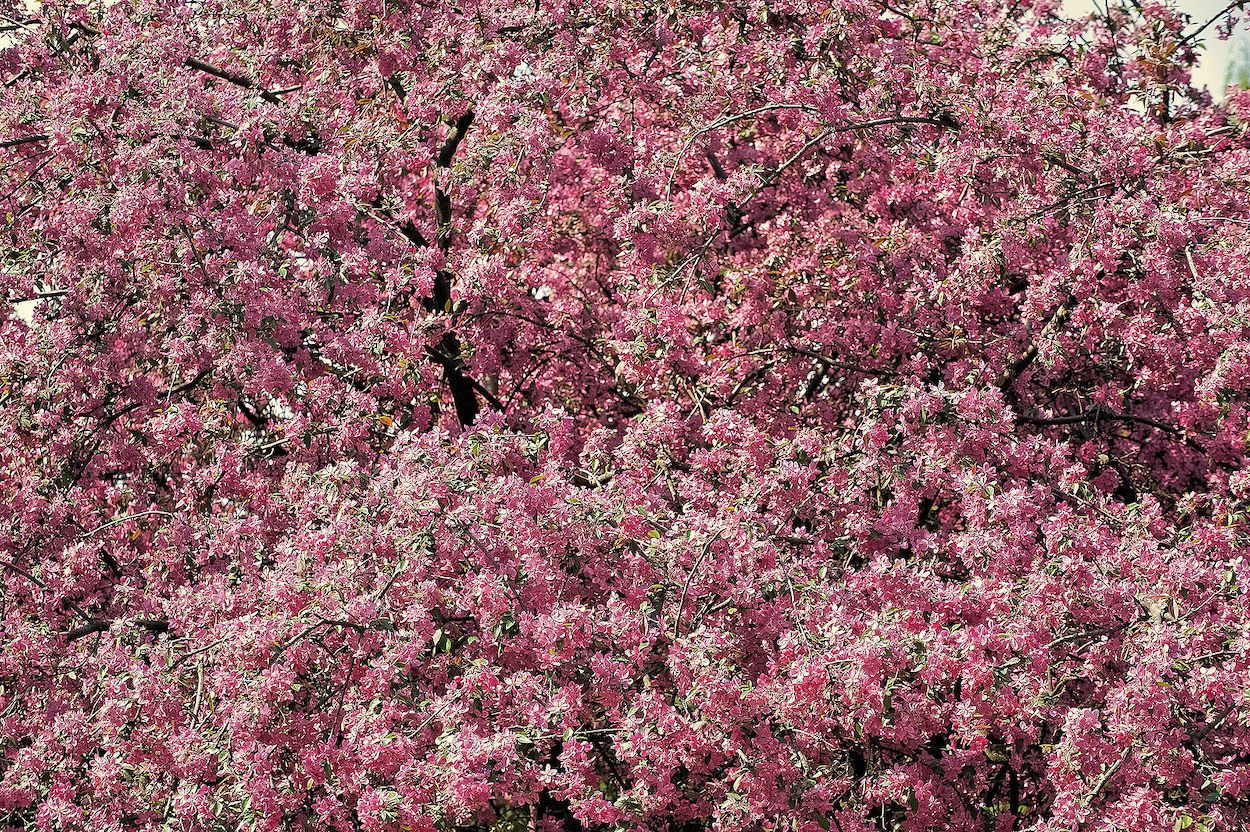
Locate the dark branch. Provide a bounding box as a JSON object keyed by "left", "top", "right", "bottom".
{"left": 184, "top": 57, "right": 283, "bottom": 105}
{"left": 1043, "top": 151, "right": 1089, "bottom": 177}
{"left": 397, "top": 219, "right": 429, "bottom": 249}
{"left": 1016, "top": 408, "right": 1207, "bottom": 452}
{"left": 0, "top": 134, "right": 47, "bottom": 150}
{"left": 169, "top": 367, "right": 214, "bottom": 397}
{"left": 416, "top": 109, "right": 481, "bottom": 425}
{"left": 1179, "top": 0, "right": 1248, "bottom": 45}
{"left": 835, "top": 114, "right": 960, "bottom": 134}
{"left": 997, "top": 295, "right": 1075, "bottom": 392}
{"left": 65, "top": 617, "right": 170, "bottom": 642}
{"left": 11, "top": 288, "right": 67, "bottom": 302}
{"left": 426, "top": 343, "right": 503, "bottom": 425}
{"left": 386, "top": 74, "right": 407, "bottom": 102}
{"left": 434, "top": 110, "right": 476, "bottom": 249}
{"left": 437, "top": 110, "right": 477, "bottom": 168}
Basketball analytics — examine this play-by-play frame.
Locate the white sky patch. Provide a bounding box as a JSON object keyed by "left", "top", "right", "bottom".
{"left": 1064, "top": 0, "right": 1248, "bottom": 99}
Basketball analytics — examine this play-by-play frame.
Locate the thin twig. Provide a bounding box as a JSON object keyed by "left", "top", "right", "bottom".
{"left": 77, "top": 510, "right": 174, "bottom": 540}
{"left": 168, "top": 636, "right": 229, "bottom": 670}
{"left": 0, "top": 559, "right": 91, "bottom": 621}
{"left": 665, "top": 103, "right": 819, "bottom": 198}
{"left": 673, "top": 531, "right": 723, "bottom": 639}
{"left": 1083, "top": 744, "right": 1132, "bottom": 804}
{"left": 1178, "top": 0, "right": 1248, "bottom": 45}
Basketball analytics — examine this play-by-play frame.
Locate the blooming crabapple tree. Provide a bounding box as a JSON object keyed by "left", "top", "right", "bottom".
{"left": 4, "top": 0, "right": 1250, "bottom": 829}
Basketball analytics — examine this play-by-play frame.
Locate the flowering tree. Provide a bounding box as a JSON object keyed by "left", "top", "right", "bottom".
{"left": 3, "top": 0, "right": 1250, "bottom": 829}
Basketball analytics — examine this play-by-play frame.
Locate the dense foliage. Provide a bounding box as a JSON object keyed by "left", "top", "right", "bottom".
{"left": 4, "top": 0, "right": 1250, "bottom": 829}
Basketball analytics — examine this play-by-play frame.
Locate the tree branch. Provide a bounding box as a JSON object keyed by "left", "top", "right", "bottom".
{"left": 184, "top": 57, "right": 283, "bottom": 105}
{"left": 997, "top": 295, "right": 1075, "bottom": 392}
{"left": 0, "top": 134, "right": 47, "bottom": 150}
{"left": 65, "top": 617, "right": 170, "bottom": 642}
{"left": 434, "top": 110, "right": 476, "bottom": 250}
{"left": 77, "top": 509, "right": 174, "bottom": 540}
{"left": 425, "top": 343, "right": 502, "bottom": 425}
{"left": 437, "top": 110, "right": 476, "bottom": 168}
{"left": 1179, "top": 0, "right": 1248, "bottom": 46}
{"left": 1016, "top": 407, "right": 1206, "bottom": 452}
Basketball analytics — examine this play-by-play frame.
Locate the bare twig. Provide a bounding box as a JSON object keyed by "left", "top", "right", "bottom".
{"left": 1179, "top": 0, "right": 1248, "bottom": 45}
{"left": 77, "top": 510, "right": 174, "bottom": 540}
{"left": 12, "top": 288, "right": 67, "bottom": 302}
{"left": 665, "top": 107, "right": 957, "bottom": 199}
{"left": 0, "top": 558, "right": 90, "bottom": 621}
{"left": 168, "top": 636, "right": 229, "bottom": 670}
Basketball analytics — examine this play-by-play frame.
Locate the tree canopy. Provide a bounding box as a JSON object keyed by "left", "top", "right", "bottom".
{"left": 3, "top": 1, "right": 1250, "bottom": 830}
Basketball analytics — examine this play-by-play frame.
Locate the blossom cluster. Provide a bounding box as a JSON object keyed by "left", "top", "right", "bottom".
{"left": 3, "top": 0, "right": 1250, "bottom": 829}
